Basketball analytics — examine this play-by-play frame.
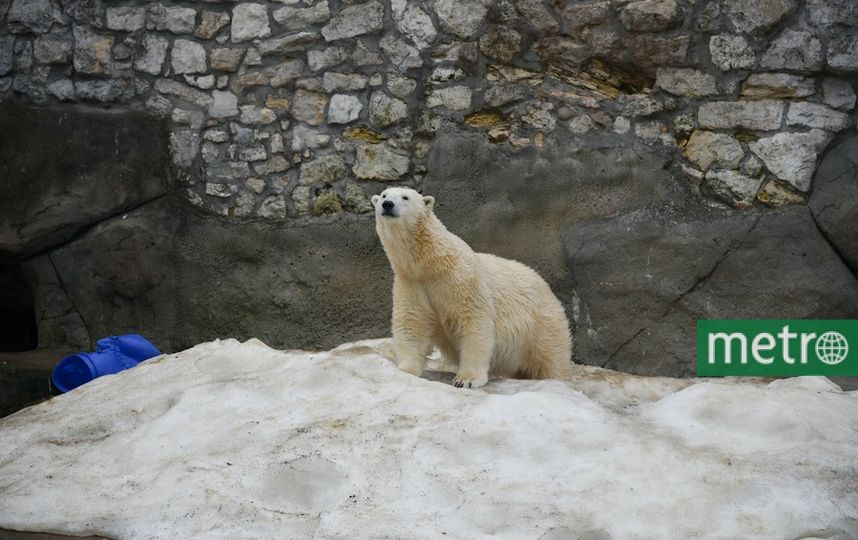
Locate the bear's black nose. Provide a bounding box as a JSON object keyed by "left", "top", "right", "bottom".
{"left": 382, "top": 200, "right": 394, "bottom": 210}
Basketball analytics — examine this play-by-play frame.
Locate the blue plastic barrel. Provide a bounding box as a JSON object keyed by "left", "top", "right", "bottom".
{"left": 52, "top": 334, "right": 161, "bottom": 393}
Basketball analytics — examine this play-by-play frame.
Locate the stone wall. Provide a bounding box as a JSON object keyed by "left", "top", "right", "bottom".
{"left": 1, "top": 0, "right": 856, "bottom": 218}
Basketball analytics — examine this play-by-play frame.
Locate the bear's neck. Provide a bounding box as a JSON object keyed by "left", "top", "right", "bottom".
{"left": 379, "top": 213, "right": 465, "bottom": 281}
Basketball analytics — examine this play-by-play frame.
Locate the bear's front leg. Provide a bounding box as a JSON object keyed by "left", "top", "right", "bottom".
{"left": 392, "top": 279, "right": 432, "bottom": 377}
{"left": 393, "top": 331, "right": 430, "bottom": 377}
{"left": 454, "top": 316, "right": 493, "bottom": 388}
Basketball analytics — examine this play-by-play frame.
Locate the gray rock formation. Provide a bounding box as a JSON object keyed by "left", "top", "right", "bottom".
{"left": 0, "top": 105, "right": 172, "bottom": 259}
{"left": 809, "top": 134, "right": 858, "bottom": 274}
{"left": 421, "top": 133, "right": 858, "bottom": 376}
{"left": 564, "top": 205, "right": 858, "bottom": 375}
{"left": 25, "top": 195, "right": 390, "bottom": 353}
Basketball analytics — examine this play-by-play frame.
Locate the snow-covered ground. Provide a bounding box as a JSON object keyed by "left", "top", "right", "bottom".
{"left": 0, "top": 338, "right": 856, "bottom": 540}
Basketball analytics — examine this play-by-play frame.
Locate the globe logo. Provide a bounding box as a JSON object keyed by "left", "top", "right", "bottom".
{"left": 815, "top": 332, "right": 849, "bottom": 365}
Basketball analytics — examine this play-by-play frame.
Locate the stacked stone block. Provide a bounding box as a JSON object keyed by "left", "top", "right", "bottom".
{"left": 1, "top": 0, "right": 856, "bottom": 217}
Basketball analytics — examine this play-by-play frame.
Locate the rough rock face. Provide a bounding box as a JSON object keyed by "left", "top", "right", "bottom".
{"left": 7, "top": 119, "right": 858, "bottom": 376}
{"left": 422, "top": 133, "right": 858, "bottom": 376}
{"left": 809, "top": 134, "right": 858, "bottom": 274}
{"left": 565, "top": 206, "right": 858, "bottom": 375}
{"left": 0, "top": 105, "right": 171, "bottom": 259}
{"left": 23, "top": 195, "right": 390, "bottom": 353}
{"left": 423, "top": 134, "right": 682, "bottom": 285}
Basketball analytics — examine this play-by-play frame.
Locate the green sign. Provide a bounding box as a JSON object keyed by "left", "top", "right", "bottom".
{"left": 696, "top": 320, "right": 858, "bottom": 376}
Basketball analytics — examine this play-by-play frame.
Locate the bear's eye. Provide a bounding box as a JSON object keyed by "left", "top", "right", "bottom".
{"left": 402, "top": 196, "right": 409, "bottom": 200}
{"left": 382, "top": 194, "right": 386, "bottom": 199}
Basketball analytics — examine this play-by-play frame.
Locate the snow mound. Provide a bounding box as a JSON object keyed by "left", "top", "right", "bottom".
{"left": 1, "top": 339, "right": 856, "bottom": 539}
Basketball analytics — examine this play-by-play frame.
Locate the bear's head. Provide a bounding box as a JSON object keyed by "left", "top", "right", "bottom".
{"left": 372, "top": 187, "right": 435, "bottom": 226}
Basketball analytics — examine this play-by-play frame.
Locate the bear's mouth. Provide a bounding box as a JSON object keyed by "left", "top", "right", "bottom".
{"left": 381, "top": 209, "right": 397, "bottom": 217}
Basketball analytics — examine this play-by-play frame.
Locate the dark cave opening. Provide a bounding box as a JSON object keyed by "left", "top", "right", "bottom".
{"left": 0, "top": 264, "right": 38, "bottom": 352}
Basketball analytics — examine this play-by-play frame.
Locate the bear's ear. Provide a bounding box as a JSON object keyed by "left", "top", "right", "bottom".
{"left": 371, "top": 194, "right": 380, "bottom": 207}
{"left": 423, "top": 195, "right": 435, "bottom": 211}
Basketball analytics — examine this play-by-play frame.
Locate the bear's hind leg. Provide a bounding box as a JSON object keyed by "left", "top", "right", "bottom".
{"left": 523, "top": 348, "right": 572, "bottom": 380}
{"left": 522, "top": 323, "right": 572, "bottom": 380}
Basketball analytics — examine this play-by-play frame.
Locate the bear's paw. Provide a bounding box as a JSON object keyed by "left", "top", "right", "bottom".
{"left": 453, "top": 371, "right": 488, "bottom": 389}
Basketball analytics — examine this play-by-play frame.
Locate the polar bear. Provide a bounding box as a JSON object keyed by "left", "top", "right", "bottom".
{"left": 371, "top": 186, "right": 573, "bottom": 388}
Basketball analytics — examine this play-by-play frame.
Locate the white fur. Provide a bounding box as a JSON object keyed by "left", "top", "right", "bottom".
{"left": 372, "top": 187, "right": 573, "bottom": 388}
